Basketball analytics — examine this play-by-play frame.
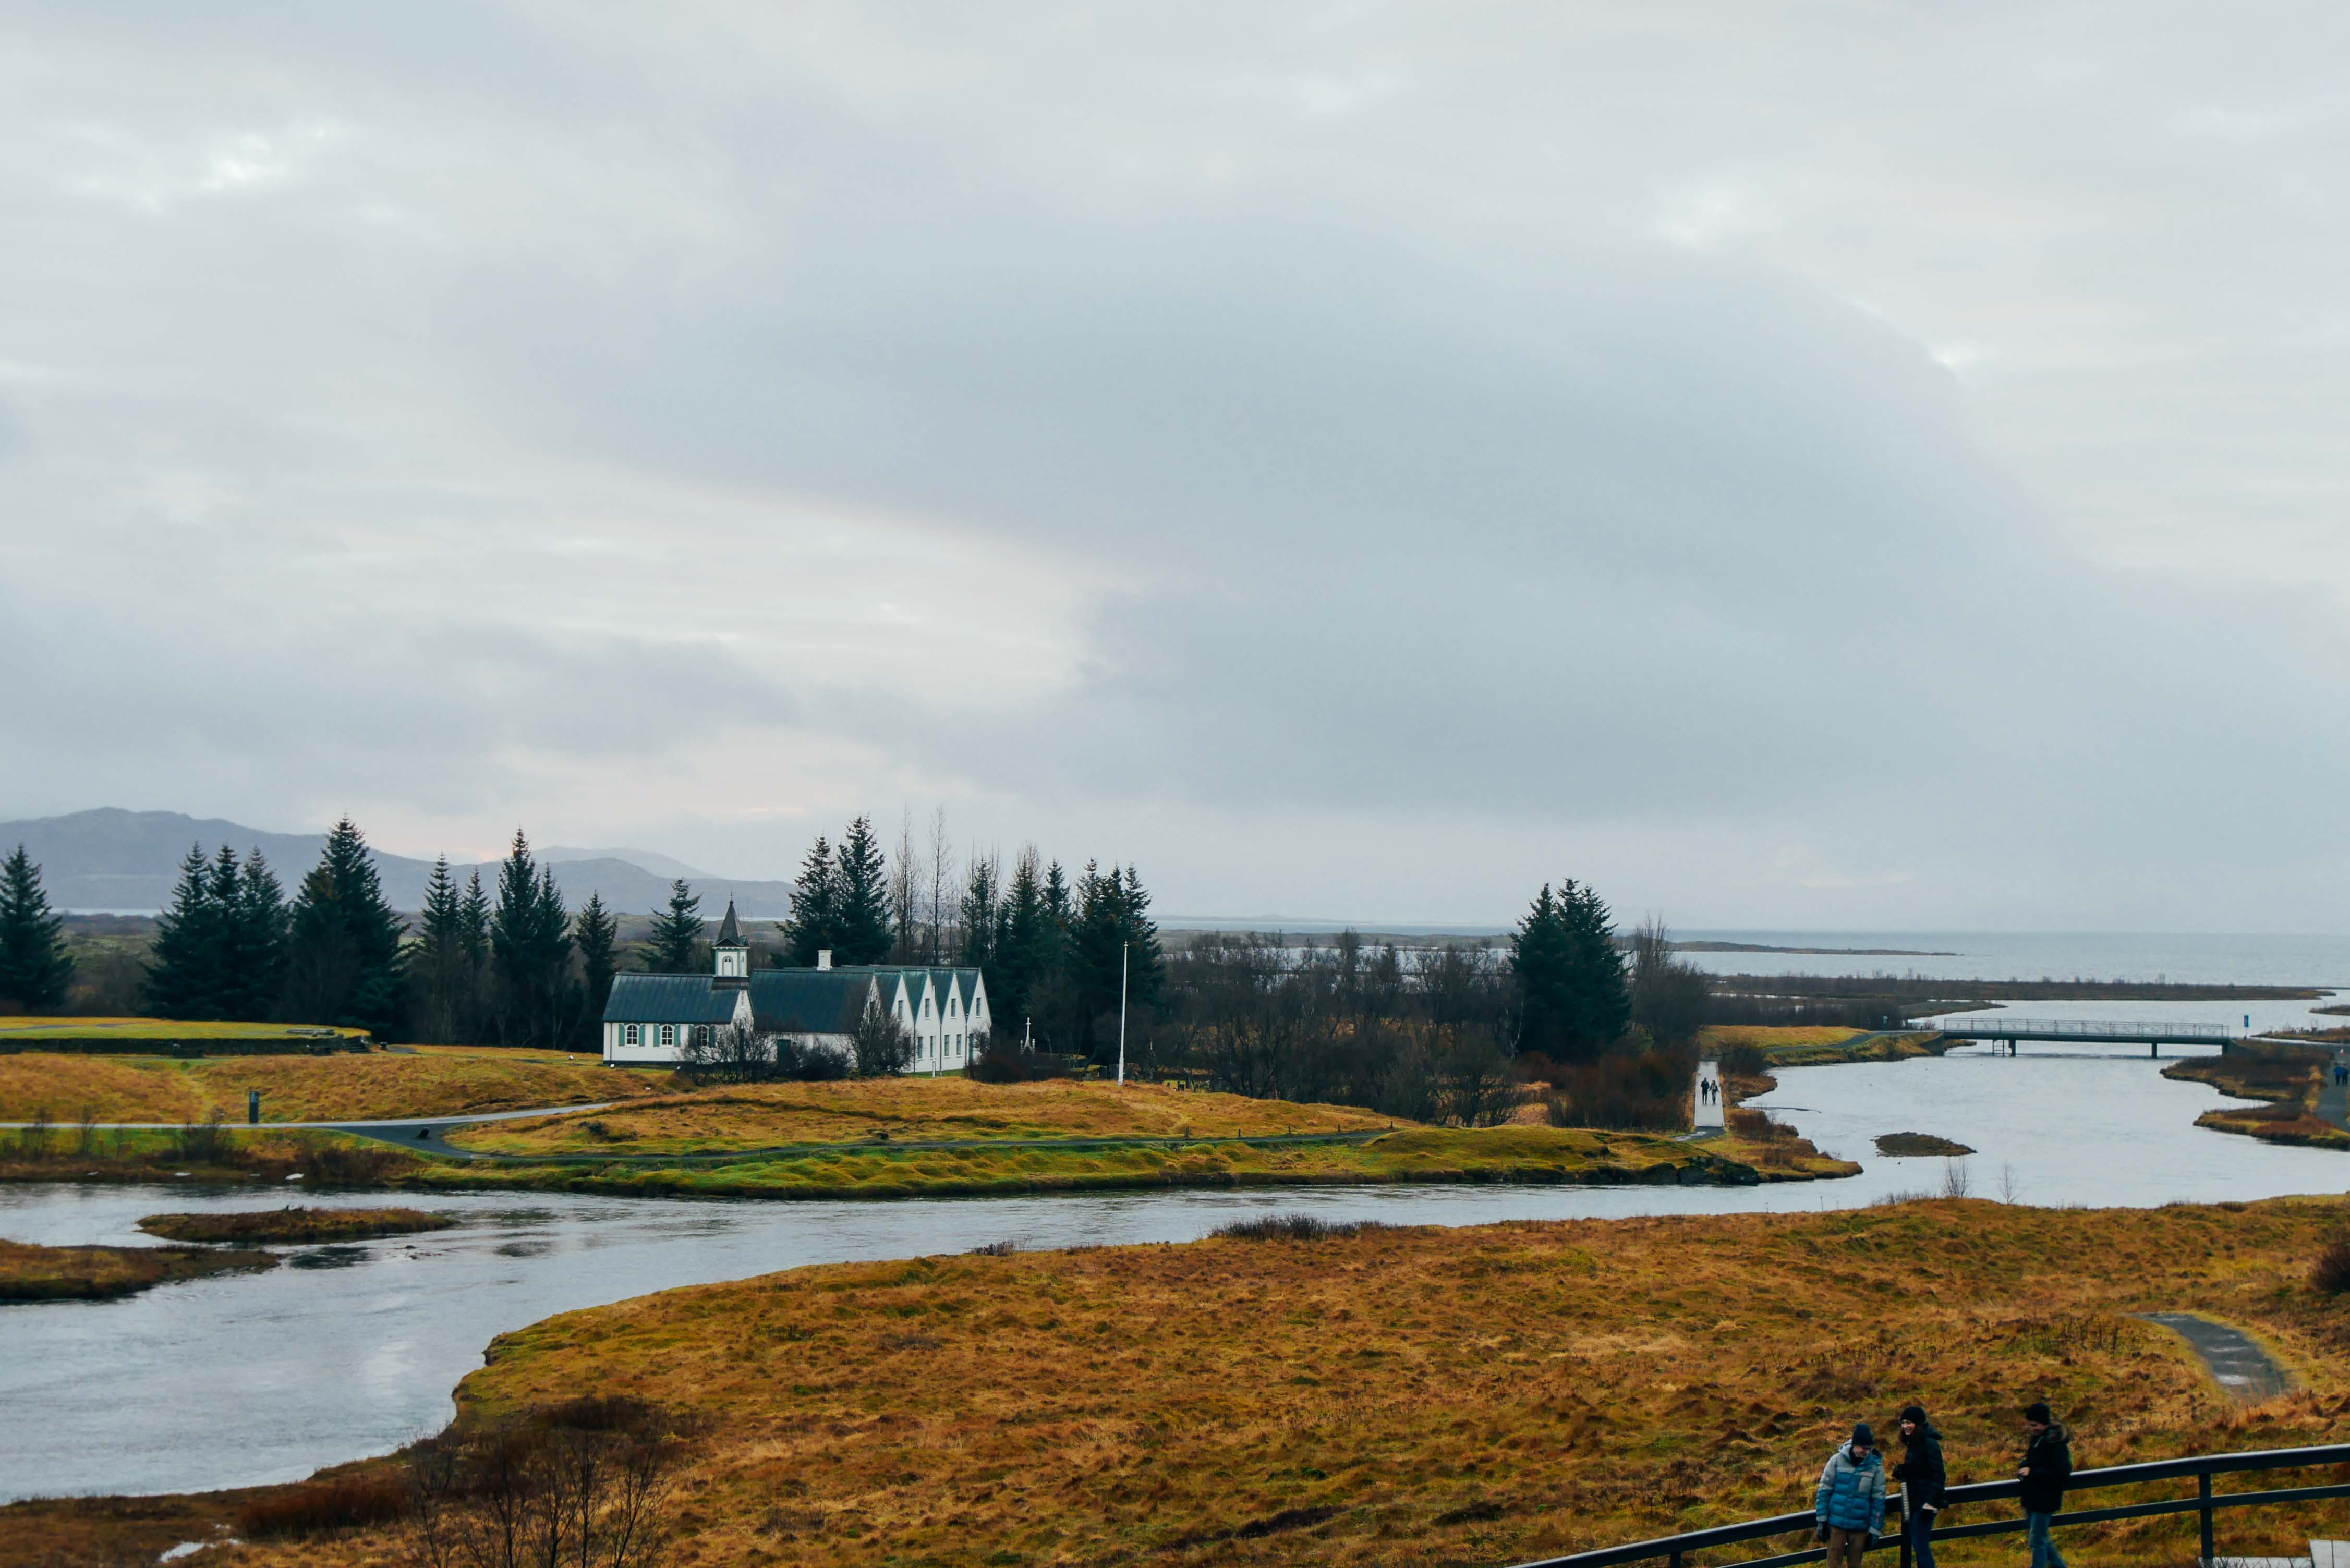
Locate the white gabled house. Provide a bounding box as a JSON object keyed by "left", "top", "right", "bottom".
{"left": 599, "top": 899, "right": 992, "bottom": 1072}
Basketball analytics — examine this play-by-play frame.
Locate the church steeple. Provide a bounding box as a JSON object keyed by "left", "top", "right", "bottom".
{"left": 713, "top": 897, "right": 748, "bottom": 988}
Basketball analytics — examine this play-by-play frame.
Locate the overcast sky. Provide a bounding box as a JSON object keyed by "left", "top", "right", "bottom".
{"left": 4, "top": 4, "right": 2346, "bottom": 932}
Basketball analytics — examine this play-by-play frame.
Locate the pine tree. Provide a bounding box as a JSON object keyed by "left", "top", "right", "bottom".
{"left": 407, "top": 856, "right": 474, "bottom": 1043}
{"left": 1558, "top": 879, "right": 1630, "bottom": 1050}
{"left": 832, "top": 816, "right": 892, "bottom": 965}
{"left": 958, "top": 854, "right": 999, "bottom": 973}
{"left": 1117, "top": 866, "right": 1166, "bottom": 1006}
{"left": 782, "top": 836, "right": 838, "bottom": 967}
{"left": 283, "top": 818, "right": 407, "bottom": 1038}
{"left": 574, "top": 892, "right": 619, "bottom": 1049}
{"left": 489, "top": 832, "right": 573, "bottom": 1048}
{"left": 223, "top": 849, "right": 289, "bottom": 1020}
{"left": 1512, "top": 879, "right": 1628, "bottom": 1061}
{"left": 644, "top": 879, "right": 703, "bottom": 973}
{"left": 0, "top": 845, "right": 74, "bottom": 1011}
{"left": 990, "top": 848, "right": 1050, "bottom": 1030}
{"left": 143, "top": 845, "right": 223, "bottom": 1019}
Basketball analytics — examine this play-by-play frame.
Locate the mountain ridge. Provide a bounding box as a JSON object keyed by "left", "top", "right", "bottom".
{"left": 0, "top": 808, "right": 796, "bottom": 918}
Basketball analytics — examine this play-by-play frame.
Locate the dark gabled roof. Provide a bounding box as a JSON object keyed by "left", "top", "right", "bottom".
{"left": 714, "top": 898, "right": 744, "bottom": 948}
{"left": 603, "top": 973, "right": 741, "bottom": 1025}
{"left": 747, "top": 970, "right": 875, "bottom": 1035}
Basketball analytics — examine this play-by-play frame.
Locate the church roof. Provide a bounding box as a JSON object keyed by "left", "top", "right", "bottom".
{"left": 713, "top": 897, "right": 745, "bottom": 948}
{"left": 602, "top": 973, "right": 741, "bottom": 1024}
{"left": 747, "top": 970, "right": 875, "bottom": 1035}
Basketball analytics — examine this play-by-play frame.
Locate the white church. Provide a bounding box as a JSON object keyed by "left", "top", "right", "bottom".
{"left": 599, "top": 900, "right": 991, "bottom": 1073}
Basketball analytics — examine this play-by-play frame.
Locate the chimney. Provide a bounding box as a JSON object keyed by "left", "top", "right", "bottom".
{"left": 817, "top": 950, "right": 832, "bottom": 971}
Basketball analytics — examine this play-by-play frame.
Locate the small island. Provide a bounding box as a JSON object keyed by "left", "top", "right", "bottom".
{"left": 1874, "top": 1131, "right": 1976, "bottom": 1157}
{"left": 136, "top": 1207, "right": 458, "bottom": 1245}
{"left": 0, "top": 1238, "right": 276, "bottom": 1302}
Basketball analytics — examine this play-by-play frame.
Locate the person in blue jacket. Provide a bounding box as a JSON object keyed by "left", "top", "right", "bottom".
{"left": 1815, "top": 1422, "right": 1888, "bottom": 1568}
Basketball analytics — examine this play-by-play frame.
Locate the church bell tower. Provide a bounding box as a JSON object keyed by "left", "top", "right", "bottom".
{"left": 713, "top": 897, "right": 749, "bottom": 990}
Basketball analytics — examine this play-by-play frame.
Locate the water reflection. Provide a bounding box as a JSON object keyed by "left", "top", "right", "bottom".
{"left": 2, "top": 1040, "right": 2346, "bottom": 1503}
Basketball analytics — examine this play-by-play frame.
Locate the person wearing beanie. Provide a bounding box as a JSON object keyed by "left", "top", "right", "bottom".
{"left": 1893, "top": 1404, "right": 1947, "bottom": 1568}
{"left": 1815, "top": 1421, "right": 1888, "bottom": 1568}
{"left": 2017, "top": 1402, "right": 2074, "bottom": 1568}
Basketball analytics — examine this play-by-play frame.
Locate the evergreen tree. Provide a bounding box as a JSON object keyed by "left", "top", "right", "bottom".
{"left": 1559, "top": 879, "right": 1631, "bottom": 1048}
{"left": 644, "top": 879, "right": 703, "bottom": 973}
{"left": 1064, "top": 861, "right": 1165, "bottom": 1058}
{"left": 283, "top": 818, "right": 407, "bottom": 1038}
{"left": 459, "top": 870, "right": 491, "bottom": 967}
{"left": 574, "top": 892, "right": 619, "bottom": 1049}
{"left": 143, "top": 845, "right": 223, "bottom": 1018}
{"left": 1512, "top": 879, "right": 1629, "bottom": 1061}
{"left": 832, "top": 815, "right": 892, "bottom": 964}
{"left": 222, "top": 849, "right": 289, "bottom": 1021}
{"left": 489, "top": 832, "right": 573, "bottom": 1048}
{"left": 782, "top": 835, "right": 838, "bottom": 966}
{"left": 989, "top": 849, "right": 1052, "bottom": 1031}
{"left": 958, "top": 853, "right": 999, "bottom": 973}
{"left": 407, "top": 856, "right": 475, "bottom": 1043}
{"left": 0, "top": 845, "right": 74, "bottom": 1011}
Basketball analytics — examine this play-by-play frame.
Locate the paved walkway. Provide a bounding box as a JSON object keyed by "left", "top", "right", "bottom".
{"left": 2137, "top": 1312, "right": 2294, "bottom": 1402}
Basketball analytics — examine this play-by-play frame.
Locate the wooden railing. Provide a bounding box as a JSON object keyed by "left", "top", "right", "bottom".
{"left": 1508, "top": 1442, "right": 2350, "bottom": 1568}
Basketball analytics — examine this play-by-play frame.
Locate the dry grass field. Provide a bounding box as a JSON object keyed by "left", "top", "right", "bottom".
{"left": 2167, "top": 1052, "right": 2350, "bottom": 1151}
{"left": 446, "top": 1077, "right": 1402, "bottom": 1156}
{"left": 0, "top": 1016, "right": 368, "bottom": 1041}
{"left": 1696, "top": 1024, "right": 1867, "bottom": 1053}
{"left": 28, "top": 1197, "right": 2350, "bottom": 1568}
{"left": 0, "top": 1236, "right": 274, "bottom": 1301}
{"left": 0, "top": 1046, "right": 667, "bottom": 1124}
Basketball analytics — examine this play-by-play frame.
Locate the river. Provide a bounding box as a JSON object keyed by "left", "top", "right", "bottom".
{"left": 4, "top": 1034, "right": 2347, "bottom": 1504}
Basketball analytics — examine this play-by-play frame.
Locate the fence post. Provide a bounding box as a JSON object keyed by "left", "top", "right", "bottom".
{"left": 1897, "top": 1491, "right": 1912, "bottom": 1568}
{"left": 2199, "top": 1470, "right": 2214, "bottom": 1566}
{"left": 1668, "top": 1552, "right": 1683, "bottom": 1568}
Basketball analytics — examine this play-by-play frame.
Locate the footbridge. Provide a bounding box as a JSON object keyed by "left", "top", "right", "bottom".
{"left": 1932, "top": 1015, "right": 2237, "bottom": 1051}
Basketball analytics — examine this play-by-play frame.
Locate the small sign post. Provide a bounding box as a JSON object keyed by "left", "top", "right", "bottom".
{"left": 248, "top": 1089, "right": 260, "bottom": 1126}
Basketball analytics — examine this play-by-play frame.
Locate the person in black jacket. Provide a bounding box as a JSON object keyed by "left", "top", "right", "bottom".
{"left": 1894, "top": 1404, "right": 1947, "bottom": 1568}
{"left": 2017, "top": 1401, "right": 2074, "bottom": 1568}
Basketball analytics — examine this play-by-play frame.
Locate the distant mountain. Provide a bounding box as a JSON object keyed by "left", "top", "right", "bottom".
{"left": 0, "top": 808, "right": 796, "bottom": 918}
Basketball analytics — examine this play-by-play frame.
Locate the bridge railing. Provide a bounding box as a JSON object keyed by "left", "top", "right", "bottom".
{"left": 1931, "top": 1017, "right": 2234, "bottom": 1039}
{"left": 1506, "top": 1442, "right": 2350, "bottom": 1568}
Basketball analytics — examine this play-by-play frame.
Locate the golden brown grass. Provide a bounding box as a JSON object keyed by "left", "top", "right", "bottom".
{"left": 2166, "top": 1053, "right": 2350, "bottom": 1150}
{"left": 0, "top": 1237, "right": 275, "bottom": 1300}
{"left": 1698, "top": 1024, "right": 1867, "bottom": 1051}
{"left": 136, "top": 1206, "right": 457, "bottom": 1244}
{"left": 0, "top": 1047, "right": 667, "bottom": 1124}
{"left": 0, "top": 1015, "right": 368, "bottom": 1040}
{"left": 416, "top": 1123, "right": 1843, "bottom": 1200}
{"left": 64, "top": 1196, "right": 2350, "bottom": 1568}
{"left": 446, "top": 1076, "right": 1402, "bottom": 1156}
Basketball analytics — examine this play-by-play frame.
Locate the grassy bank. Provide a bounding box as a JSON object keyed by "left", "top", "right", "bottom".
{"left": 137, "top": 1206, "right": 457, "bottom": 1244}
{"left": 445, "top": 1078, "right": 1401, "bottom": 1157}
{"left": 31, "top": 1196, "right": 2350, "bottom": 1568}
{"left": 0, "top": 1237, "right": 274, "bottom": 1302}
{"left": 412, "top": 1123, "right": 1848, "bottom": 1199}
{"left": 0, "top": 1125, "right": 428, "bottom": 1187}
{"left": 1701, "top": 1024, "right": 1948, "bottom": 1068}
{"left": 2167, "top": 1049, "right": 2350, "bottom": 1150}
{"left": 0, "top": 1044, "right": 665, "bottom": 1124}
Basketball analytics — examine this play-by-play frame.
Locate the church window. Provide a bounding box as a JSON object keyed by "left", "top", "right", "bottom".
{"left": 624, "top": 1024, "right": 640, "bottom": 1047}
{"left": 693, "top": 1025, "right": 712, "bottom": 1047}
{"left": 659, "top": 1024, "right": 675, "bottom": 1048}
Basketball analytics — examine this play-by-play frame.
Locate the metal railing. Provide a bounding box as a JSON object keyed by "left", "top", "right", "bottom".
{"left": 1508, "top": 1442, "right": 2350, "bottom": 1568}
{"left": 1932, "top": 1017, "right": 2234, "bottom": 1040}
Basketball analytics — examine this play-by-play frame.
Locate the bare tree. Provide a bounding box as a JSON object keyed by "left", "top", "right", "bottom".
{"left": 889, "top": 809, "right": 921, "bottom": 964}
{"left": 405, "top": 1396, "right": 687, "bottom": 1568}
{"left": 849, "top": 1004, "right": 916, "bottom": 1078}
{"left": 677, "top": 1019, "right": 774, "bottom": 1084}
{"left": 926, "top": 806, "right": 953, "bottom": 965}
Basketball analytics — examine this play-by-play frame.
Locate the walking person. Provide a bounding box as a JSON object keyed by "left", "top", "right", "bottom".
{"left": 2017, "top": 1401, "right": 2073, "bottom": 1568}
{"left": 1815, "top": 1423, "right": 1888, "bottom": 1568}
{"left": 1892, "top": 1404, "right": 1946, "bottom": 1568}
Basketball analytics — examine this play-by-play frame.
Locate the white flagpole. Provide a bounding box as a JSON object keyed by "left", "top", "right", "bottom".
{"left": 1117, "top": 941, "right": 1129, "bottom": 1087}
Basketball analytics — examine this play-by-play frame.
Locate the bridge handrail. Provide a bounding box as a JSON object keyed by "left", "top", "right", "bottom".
{"left": 1930, "top": 1017, "right": 2232, "bottom": 1038}
{"left": 1506, "top": 1441, "right": 2350, "bottom": 1568}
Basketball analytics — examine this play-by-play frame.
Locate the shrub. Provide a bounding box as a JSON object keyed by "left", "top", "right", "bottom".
{"left": 235, "top": 1475, "right": 408, "bottom": 1540}
{"left": 1718, "top": 1041, "right": 1769, "bottom": 1077}
{"left": 1535, "top": 1049, "right": 1696, "bottom": 1131}
{"left": 1210, "top": 1213, "right": 1387, "bottom": 1242}
{"left": 968, "top": 1239, "right": 1020, "bottom": 1256}
{"left": 2311, "top": 1234, "right": 2350, "bottom": 1295}
{"left": 406, "top": 1396, "right": 688, "bottom": 1568}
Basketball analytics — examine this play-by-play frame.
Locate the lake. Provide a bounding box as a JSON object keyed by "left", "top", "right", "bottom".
{"left": 3, "top": 1035, "right": 2346, "bottom": 1504}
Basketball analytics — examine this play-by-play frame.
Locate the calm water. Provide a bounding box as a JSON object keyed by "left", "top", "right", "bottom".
{"left": 1678, "top": 930, "right": 2350, "bottom": 987}
{"left": 4, "top": 1036, "right": 2347, "bottom": 1503}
